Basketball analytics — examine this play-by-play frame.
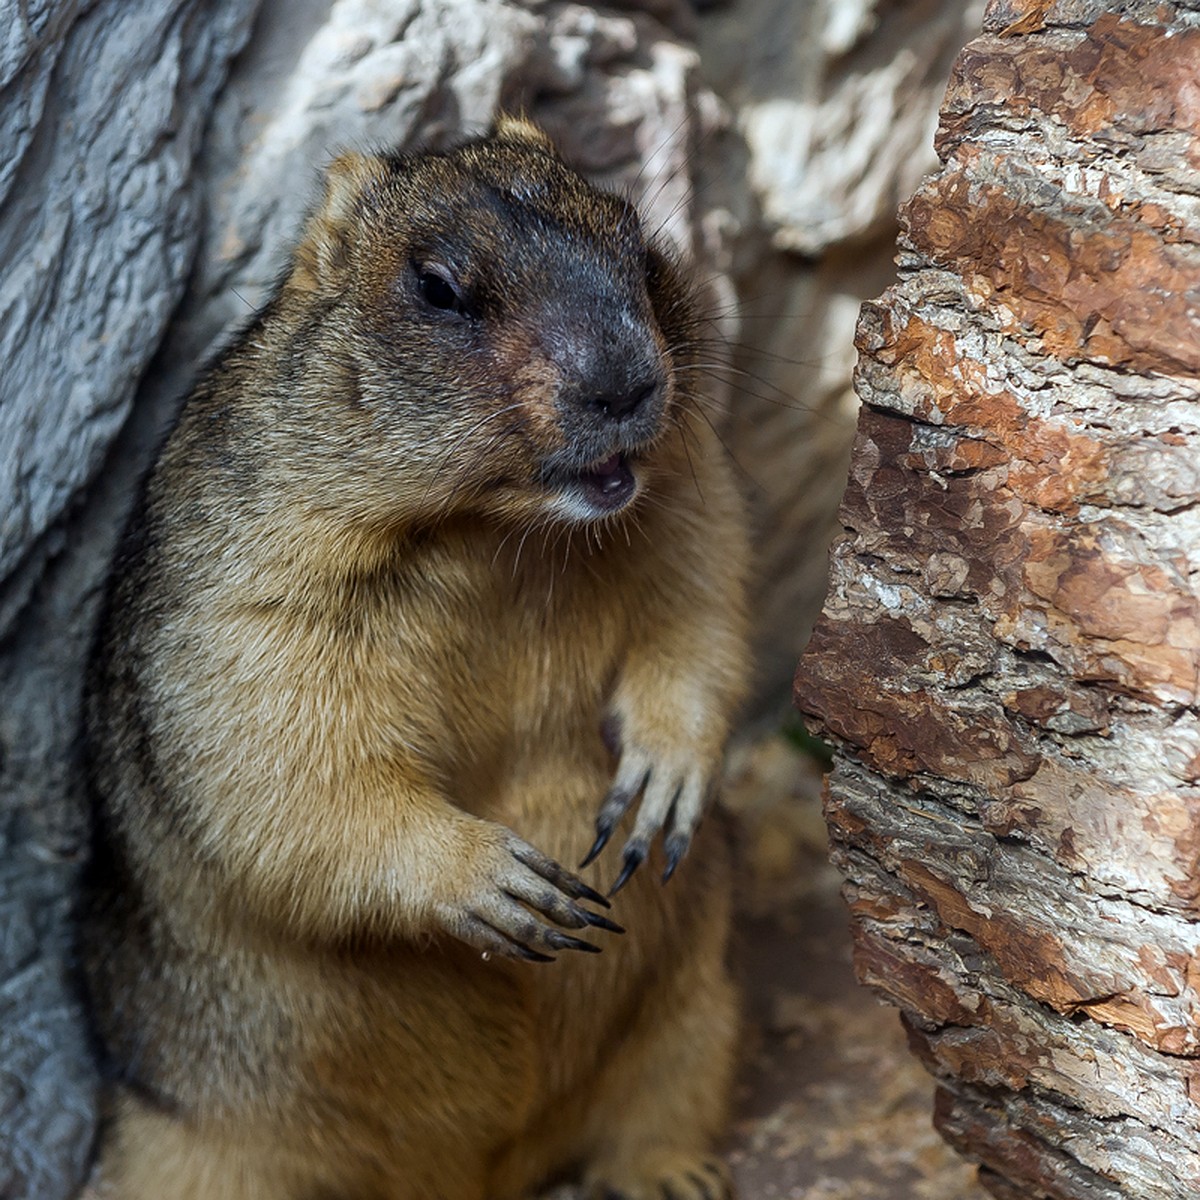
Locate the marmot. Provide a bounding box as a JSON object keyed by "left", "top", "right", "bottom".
{"left": 82, "top": 116, "right": 749, "bottom": 1200}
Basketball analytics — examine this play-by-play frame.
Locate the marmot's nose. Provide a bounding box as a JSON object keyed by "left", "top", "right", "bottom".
{"left": 592, "top": 380, "right": 659, "bottom": 421}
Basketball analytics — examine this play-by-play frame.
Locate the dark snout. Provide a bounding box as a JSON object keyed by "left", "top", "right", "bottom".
{"left": 563, "top": 362, "right": 664, "bottom": 432}
{"left": 548, "top": 314, "right": 668, "bottom": 463}
{"left": 532, "top": 302, "right": 673, "bottom": 519}
{"left": 590, "top": 376, "right": 660, "bottom": 421}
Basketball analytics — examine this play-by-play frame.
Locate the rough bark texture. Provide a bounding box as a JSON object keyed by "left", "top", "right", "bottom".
{"left": 0, "top": 4, "right": 260, "bottom": 1195}
{"left": 701, "top": 0, "right": 985, "bottom": 716}
{"left": 2, "top": 0, "right": 980, "bottom": 1193}
{"left": 797, "top": 3, "right": 1200, "bottom": 1198}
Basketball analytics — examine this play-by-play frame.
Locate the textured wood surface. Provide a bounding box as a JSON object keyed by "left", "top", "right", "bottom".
{"left": 797, "top": 2, "right": 1200, "bottom": 1197}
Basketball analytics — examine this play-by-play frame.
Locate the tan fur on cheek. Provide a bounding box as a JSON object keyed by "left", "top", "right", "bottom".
{"left": 495, "top": 333, "right": 567, "bottom": 455}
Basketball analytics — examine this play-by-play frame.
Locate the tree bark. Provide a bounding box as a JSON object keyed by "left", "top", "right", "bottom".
{"left": 797, "top": 3, "right": 1200, "bottom": 1198}
{"left": 0, "top": 6, "right": 260, "bottom": 1195}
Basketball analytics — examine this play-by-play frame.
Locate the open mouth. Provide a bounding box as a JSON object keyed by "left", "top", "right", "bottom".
{"left": 575, "top": 453, "right": 637, "bottom": 513}
{"left": 541, "top": 450, "right": 643, "bottom": 523}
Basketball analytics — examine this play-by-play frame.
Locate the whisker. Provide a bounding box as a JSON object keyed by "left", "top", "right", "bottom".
{"left": 675, "top": 412, "right": 705, "bottom": 508}
{"left": 490, "top": 520, "right": 523, "bottom": 570}
{"left": 676, "top": 394, "right": 758, "bottom": 490}
{"left": 512, "top": 519, "right": 537, "bottom": 579}
{"left": 420, "top": 401, "right": 526, "bottom": 512}
{"left": 622, "top": 111, "right": 693, "bottom": 213}
{"left": 694, "top": 329, "right": 846, "bottom": 371}
{"left": 428, "top": 424, "right": 518, "bottom": 530}
{"left": 672, "top": 365, "right": 814, "bottom": 415}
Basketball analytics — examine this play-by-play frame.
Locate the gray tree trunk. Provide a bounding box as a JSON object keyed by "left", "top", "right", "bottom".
{"left": 1, "top": 5, "right": 260, "bottom": 1195}
{"left": 798, "top": 2, "right": 1200, "bottom": 1197}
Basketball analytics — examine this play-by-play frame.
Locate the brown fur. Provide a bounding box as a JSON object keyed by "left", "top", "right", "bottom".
{"left": 82, "top": 116, "right": 749, "bottom": 1200}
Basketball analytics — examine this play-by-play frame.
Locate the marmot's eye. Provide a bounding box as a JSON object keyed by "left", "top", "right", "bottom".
{"left": 419, "top": 271, "right": 457, "bottom": 309}
{"left": 414, "top": 263, "right": 466, "bottom": 316}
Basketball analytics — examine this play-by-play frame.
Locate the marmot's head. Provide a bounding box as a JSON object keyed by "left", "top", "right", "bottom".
{"left": 287, "top": 116, "right": 699, "bottom": 530}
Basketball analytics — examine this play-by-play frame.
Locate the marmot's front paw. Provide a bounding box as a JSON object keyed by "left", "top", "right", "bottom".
{"left": 581, "top": 722, "right": 720, "bottom": 894}
{"left": 586, "top": 1152, "right": 735, "bottom": 1200}
{"left": 434, "top": 825, "right": 623, "bottom": 962}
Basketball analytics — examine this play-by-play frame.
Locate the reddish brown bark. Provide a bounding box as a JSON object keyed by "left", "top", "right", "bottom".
{"left": 797, "top": 3, "right": 1200, "bottom": 1197}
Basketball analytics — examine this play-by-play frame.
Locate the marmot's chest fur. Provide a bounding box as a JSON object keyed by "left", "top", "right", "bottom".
{"left": 83, "top": 117, "right": 750, "bottom": 1200}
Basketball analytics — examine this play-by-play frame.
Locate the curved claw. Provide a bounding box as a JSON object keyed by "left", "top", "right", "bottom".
{"left": 512, "top": 839, "right": 611, "bottom": 908}
{"left": 579, "top": 824, "right": 614, "bottom": 869}
{"left": 572, "top": 879, "right": 611, "bottom": 909}
{"left": 466, "top": 914, "right": 558, "bottom": 963}
{"left": 581, "top": 793, "right": 639, "bottom": 869}
{"left": 546, "top": 930, "right": 601, "bottom": 954}
{"left": 514, "top": 945, "right": 557, "bottom": 964}
{"left": 582, "top": 909, "right": 625, "bottom": 935}
{"left": 661, "top": 831, "right": 690, "bottom": 884}
{"left": 581, "top": 767, "right": 649, "bottom": 869}
{"left": 608, "top": 841, "right": 648, "bottom": 896}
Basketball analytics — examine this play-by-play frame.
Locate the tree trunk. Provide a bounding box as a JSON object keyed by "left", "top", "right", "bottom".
{"left": 797, "top": 3, "right": 1200, "bottom": 1198}
{"left": 0, "top": 6, "right": 260, "bottom": 1196}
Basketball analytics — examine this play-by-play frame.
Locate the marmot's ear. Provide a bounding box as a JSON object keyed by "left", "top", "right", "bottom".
{"left": 493, "top": 114, "right": 557, "bottom": 154}
{"left": 292, "top": 152, "right": 388, "bottom": 294}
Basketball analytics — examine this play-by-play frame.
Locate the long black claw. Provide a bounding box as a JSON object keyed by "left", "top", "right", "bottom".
{"left": 609, "top": 843, "right": 647, "bottom": 896}
{"left": 547, "top": 931, "right": 601, "bottom": 954}
{"left": 579, "top": 823, "right": 614, "bottom": 869}
{"left": 582, "top": 777, "right": 645, "bottom": 869}
{"left": 515, "top": 945, "right": 556, "bottom": 963}
{"left": 582, "top": 909, "right": 626, "bottom": 935}
{"left": 662, "top": 832, "right": 690, "bottom": 884}
{"left": 571, "top": 878, "right": 612, "bottom": 908}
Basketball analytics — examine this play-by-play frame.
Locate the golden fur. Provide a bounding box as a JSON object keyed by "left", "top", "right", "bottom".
{"left": 82, "top": 117, "right": 749, "bottom": 1200}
